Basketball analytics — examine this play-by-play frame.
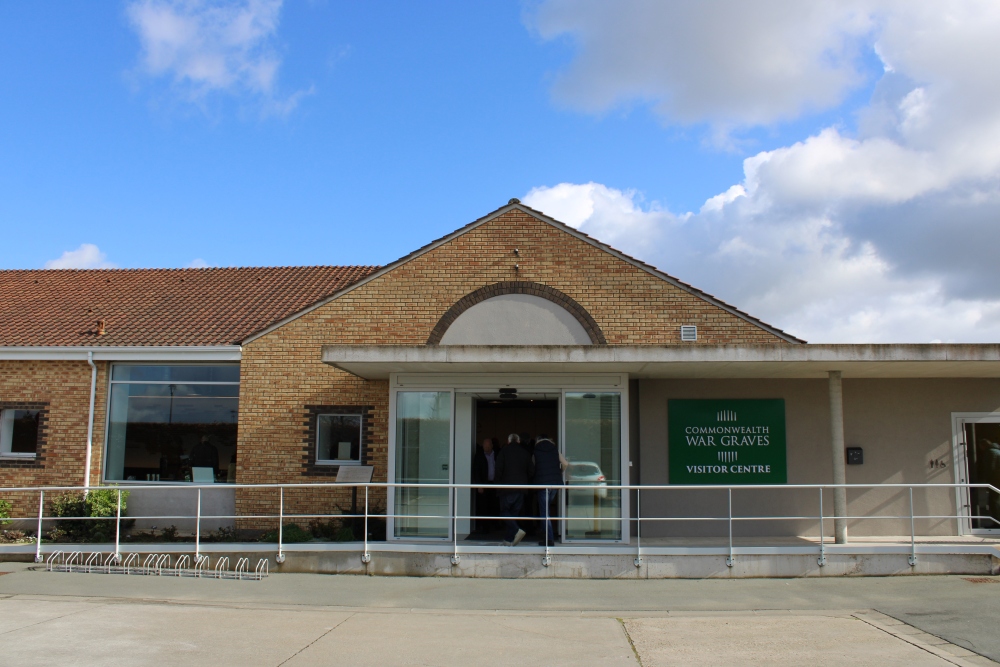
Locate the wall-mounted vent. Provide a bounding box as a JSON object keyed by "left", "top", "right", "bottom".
{"left": 680, "top": 325, "right": 697, "bottom": 342}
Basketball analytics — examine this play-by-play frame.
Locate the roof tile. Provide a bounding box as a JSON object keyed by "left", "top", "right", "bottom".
{"left": 0, "top": 266, "right": 377, "bottom": 347}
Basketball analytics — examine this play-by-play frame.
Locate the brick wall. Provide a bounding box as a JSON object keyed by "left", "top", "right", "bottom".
{"left": 0, "top": 360, "right": 108, "bottom": 518}
{"left": 236, "top": 208, "right": 790, "bottom": 520}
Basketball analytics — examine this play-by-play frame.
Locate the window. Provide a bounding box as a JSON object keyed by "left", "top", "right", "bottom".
{"left": 316, "top": 414, "right": 362, "bottom": 465}
{"left": 104, "top": 364, "right": 239, "bottom": 483}
{"left": 0, "top": 409, "right": 41, "bottom": 457}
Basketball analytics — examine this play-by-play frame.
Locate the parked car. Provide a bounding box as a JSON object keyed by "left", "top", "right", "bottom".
{"left": 565, "top": 461, "right": 608, "bottom": 499}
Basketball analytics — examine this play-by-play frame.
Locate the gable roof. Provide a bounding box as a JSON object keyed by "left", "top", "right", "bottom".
{"left": 0, "top": 265, "right": 377, "bottom": 347}
{"left": 244, "top": 201, "right": 806, "bottom": 344}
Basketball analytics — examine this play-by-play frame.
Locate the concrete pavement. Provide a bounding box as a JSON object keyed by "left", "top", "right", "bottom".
{"left": 2, "top": 563, "right": 999, "bottom": 665}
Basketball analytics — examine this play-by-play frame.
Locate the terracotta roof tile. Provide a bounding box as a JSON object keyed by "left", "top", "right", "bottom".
{"left": 0, "top": 266, "right": 378, "bottom": 347}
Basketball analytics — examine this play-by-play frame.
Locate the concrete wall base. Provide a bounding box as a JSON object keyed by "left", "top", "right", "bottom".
{"left": 4, "top": 547, "right": 996, "bottom": 578}
{"left": 254, "top": 551, "right": 1000, "bottom": 578}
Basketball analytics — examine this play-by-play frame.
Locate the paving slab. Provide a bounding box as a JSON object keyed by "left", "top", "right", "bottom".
{"left": 623, "top": 615, "right": 955, "bottom": 667}
{"left": 1, "top": 563, "right": 999, "bottom": 665}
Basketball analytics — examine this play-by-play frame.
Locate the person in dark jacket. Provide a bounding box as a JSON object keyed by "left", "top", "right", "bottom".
{"left": 495, "top": 433, "right": 534, "bottom": 545}
{"left": 532, "top": 434, "right": 565, "bottom": 545}
{"left": 471, "top": 437, "right": 499, "bottom": 535}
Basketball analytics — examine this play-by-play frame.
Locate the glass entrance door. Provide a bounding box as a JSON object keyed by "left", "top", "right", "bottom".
{"left": 563, "top": 392, "right": 622, "bottom": 540}
{"left": 963, "top": 419, "right": 1000, "bottom": 532}
{"left": 394, "top": 391, "right": 452, "bottom": 538}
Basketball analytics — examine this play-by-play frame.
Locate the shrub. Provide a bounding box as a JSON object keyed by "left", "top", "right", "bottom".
{"left": 48, "top": 488, "right": 132, "bottom": 542}
{"left": 260, "top": 523, "right": 313, "bottom": 543}
{"left": 0, "top": 498, "right": 11, "bottom": 527}
{"left": 202, "top": 526, "right": 240, "bottom": 543}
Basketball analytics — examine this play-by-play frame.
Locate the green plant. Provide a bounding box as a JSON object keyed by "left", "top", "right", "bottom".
{"left": 259, "top": 523, "right": 313, "bottom": 543}
{"left": 0, "top": 498, "right": 11, "bottom": 527}
{"left": 203, "top": 526, "right": 240, "bottom": 543}
{"left": 48, "top": 488, "right": 133, "bottom": 543}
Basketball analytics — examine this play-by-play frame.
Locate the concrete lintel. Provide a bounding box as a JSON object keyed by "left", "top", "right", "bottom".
{"left": 321, "top": 344, "right": 1000, "bottom": 380}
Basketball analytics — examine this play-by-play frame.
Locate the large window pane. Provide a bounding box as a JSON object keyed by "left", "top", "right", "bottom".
{"left": 564, "top": 392, "right": 622, "bottom": 540}
{"left": 111, "top": 365, "right": 240, "bottom": 383}
{"left": 394, "top": 391, "right": 451, "bottom": 538}
{"left": 105, "top": 371, "right": 239, "bottom": 483}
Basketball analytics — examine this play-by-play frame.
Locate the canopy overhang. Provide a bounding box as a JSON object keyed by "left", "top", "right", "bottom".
{"left": 321, "top": 344, "right": 1000, "bottom": 381}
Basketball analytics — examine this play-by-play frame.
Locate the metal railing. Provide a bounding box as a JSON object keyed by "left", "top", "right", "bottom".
{"left": 2, "top": 482, "right": 998, "bottom": 570}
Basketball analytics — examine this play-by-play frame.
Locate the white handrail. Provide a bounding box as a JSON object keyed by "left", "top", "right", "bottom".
{"left": 8, "top": 481, "right": 1000, "bottom": 571}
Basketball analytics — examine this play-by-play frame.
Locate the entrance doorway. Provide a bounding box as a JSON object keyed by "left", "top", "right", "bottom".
{"left": 469, "top": 394, "right": 558, "bottom": 540}
{"left": 387, "top": 376, "right": 629, "bottom": 543}
{"left": 961, "top": 418, "right": 1000, "bottom": 532}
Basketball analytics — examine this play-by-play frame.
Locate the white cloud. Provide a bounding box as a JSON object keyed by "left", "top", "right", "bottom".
{"left": 523, "top": 1, "right": 1000, "bottom": 343}
{"left": 528, "top": 0, "right": 876, "bottom": 129}
{"left": 44, "top": 244, "right": 117, "bottom": 270}
{"left": 127, "top": 0, "right": 305, "bottom": 113}
{"left": 187, "top": 258, "right": 210, "bottom": 268}
{"left": 524, "top": 183, "right": 1000, "bottom": 343}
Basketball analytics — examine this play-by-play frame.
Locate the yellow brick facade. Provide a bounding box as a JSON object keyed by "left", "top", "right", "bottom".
{"left": 235, "top": 208, "right": 790, "bottom": 518}
{"left": 0, "top": 360, "right": 109, "bottom": 518}
{"left": 1, "top": 208, "right": 790, "bottom": 524}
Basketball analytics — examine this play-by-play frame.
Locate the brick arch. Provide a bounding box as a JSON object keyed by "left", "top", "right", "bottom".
{"left": 427, "top": 281, "right": 607, "bottom": 345}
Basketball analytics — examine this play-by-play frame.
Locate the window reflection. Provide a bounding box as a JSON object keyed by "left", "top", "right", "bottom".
{"left": 105, "top": 366, "right": 239, "bottom": 483}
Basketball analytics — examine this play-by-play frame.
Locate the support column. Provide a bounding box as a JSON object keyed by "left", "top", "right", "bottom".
{"left": 828, "top": 371, "right": 848, "bottom": 544}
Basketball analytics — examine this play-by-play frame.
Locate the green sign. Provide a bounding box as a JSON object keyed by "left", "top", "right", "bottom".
{"left": 668, "top": 399, "right": 786, "bottom": 484}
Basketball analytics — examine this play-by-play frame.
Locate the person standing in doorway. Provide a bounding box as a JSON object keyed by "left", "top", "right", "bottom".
{"left": 495, "top": 433, "right": 534, "bottom": 546}
{"left": 532, "top": 434, "right": 566, "bottom": 546}
{"left": 472, "top": 437, "right": 499, "bottom": 536}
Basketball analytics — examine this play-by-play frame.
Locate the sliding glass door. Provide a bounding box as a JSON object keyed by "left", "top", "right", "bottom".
{"left": 393, "top": 391, "right": 452, "bottom": 538}
{"left": 563, "top": 391, "right": 622, "bottom": 540}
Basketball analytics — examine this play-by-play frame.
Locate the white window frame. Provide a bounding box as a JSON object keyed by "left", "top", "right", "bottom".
{"left": 315, "top": 413, "right": 363, "bottom": 466}
{"left": 102, "top": 362, "right": 241, "bottom": 484}
{"left": 0, "top": 408, "right": 40, "bottom": 459}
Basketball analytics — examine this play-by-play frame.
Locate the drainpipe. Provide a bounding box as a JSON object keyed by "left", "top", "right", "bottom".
{"left": 84, "top": 351, "right": 97, "bottom": 492}
{"left": 828, "top": 371, "right": 848, "bottom": 544}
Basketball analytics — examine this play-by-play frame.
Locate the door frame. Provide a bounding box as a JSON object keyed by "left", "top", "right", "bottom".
{"left": 387, "top": 386, "right": 456, "bottom": 542}
{"left": 388, "top": 373, "right": 630, "bottom": 543}
{"left": 951, "top": 411, "right": 1000, "bottom": 535}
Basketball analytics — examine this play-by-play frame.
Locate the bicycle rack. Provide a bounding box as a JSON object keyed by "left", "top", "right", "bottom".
{"left": 45, "top": 551, "right": 64, "bottom": 572}
{"left": 122, "top": 552, "right": 140, "bottom": 575}
{"left": 84, "top": 552, "right": 101, "bottom": 573}
{"left": 173, "top": 554, "right": 190, "bottom": 577}
{"left": 38, "top": 550, "right": 267, "bottom": 581}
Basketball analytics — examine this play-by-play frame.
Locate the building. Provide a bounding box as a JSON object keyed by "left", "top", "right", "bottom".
{"left": 2, "top": 201, "right": 999, "bottom": 572}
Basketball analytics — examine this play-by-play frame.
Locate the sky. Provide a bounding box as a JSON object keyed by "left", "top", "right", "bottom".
{"left": 2, "top": 1, "right": 1000, "bottom": 344}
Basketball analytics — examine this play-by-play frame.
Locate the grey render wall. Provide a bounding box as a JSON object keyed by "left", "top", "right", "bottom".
{"left": 439, "top": 294, "right": 592, "bottom": 345}
{"left": 637, "top": 378, "right": 1000, "bottom": 537}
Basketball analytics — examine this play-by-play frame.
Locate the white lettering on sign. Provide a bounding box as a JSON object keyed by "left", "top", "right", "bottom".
{"left": 685, "top": 465, "right": 772, "bottom": 474}
{"left": 684, "top": 426, "right": 769, "bottom": 435}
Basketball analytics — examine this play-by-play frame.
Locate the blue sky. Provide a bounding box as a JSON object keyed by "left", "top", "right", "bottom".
{"left": 0, "top": 1, "right": 856, "bottom": 269}
{"left": 3, "top": 2, "right": 1000, "bottom": 343}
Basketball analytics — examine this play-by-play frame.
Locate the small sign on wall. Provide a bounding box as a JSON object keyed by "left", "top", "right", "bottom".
{"left": 668, "top": 399, "right": 787, "bottom": 484}
{"left": 335, "top": 465, "right": 374, "bottom": 484}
